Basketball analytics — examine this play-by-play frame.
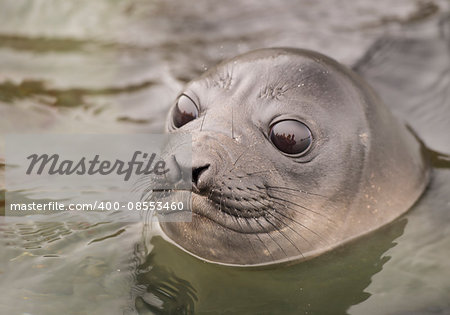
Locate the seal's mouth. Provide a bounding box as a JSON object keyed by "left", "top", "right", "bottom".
{"left": 156, "top": 189, "right": 277, "bottom": 234}
{"left": 191, "top": 193, "right": 277, "bottom": 234}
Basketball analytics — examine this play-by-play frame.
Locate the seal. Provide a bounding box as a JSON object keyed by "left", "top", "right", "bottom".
{"left": 158, "top": 48, "right": 430, "bottom": 266}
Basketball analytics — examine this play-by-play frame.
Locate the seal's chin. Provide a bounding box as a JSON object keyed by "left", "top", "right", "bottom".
{"left": 158, "top": 193, "right": 287, "bottom": 265}
{"left": 159, "top": 213, "right": 278, "bottom": 266}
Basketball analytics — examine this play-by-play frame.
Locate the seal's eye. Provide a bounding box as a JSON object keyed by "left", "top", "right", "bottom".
{"left": 173, "top": 95, "right": 199, "bottom": 128}
{"left": 269, "top": 120, "right": 312, "bottom": 155}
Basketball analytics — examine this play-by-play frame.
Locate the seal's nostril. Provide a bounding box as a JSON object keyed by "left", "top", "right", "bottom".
{"left": 192, "top": 164, "right": 210, "bottom": 188}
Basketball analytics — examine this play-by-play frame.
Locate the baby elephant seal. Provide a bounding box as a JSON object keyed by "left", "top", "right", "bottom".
{"left": 159, "top": 48, "right": 430, "bottom": 266}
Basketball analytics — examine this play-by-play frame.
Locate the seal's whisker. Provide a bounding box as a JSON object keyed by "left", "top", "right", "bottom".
{"left": 246, "top": 184, "right": 327, "bottom": 202}
{"left": 231, "top": 107, "right": 234, "bottom": 139}
{"left": 246, "top": 181, "right": 326, "bottom": 198}
{"left": 270, "top": 198, "right": 337, "bottom": 229}
{"left": 239, "top": 220, "right": 276, "bottom": 261}
{"left": 245, "top": 169, "right": 278, "bottom": 175}
{"left": 264, "top": 215, "right": 305, "bottom": 257}
{"left": 265, "top": 185, "right": 328, "bottom": 198}
{"left": 225, "top": 190, "right": 260, "bottom": 258}
{"left": 132, "top": 174, "right": 155, "bottom": 191}
{"left": 253, "top": 217, "right": 288, "bottom": 258}
{"left": 138, "top": 186, "right": 153, "bottom": 201}
{"left": 244, "top": 198, "right": 295, "bottom": 257}
{"left": 268, "top": 213, "right": 312, "bottom": 249}
{"left": 140, "top": 191, "right": 157, "bottom": 227}
{"left": 223, "top": 193, "right": 262, "bottom": 258}
{"left": 239, "top": 217, "right": 259, "bottom": 257}
{"left": 139, "top": 186, "right": 171, "bottom": 202}
{"left": 230, "top": 150, "right": 247, "bottom": 169}
{"left": 271, "top": 208, "right": 328, "bottom": 244}
{"left": 136, "top": 181, "right": 153, "bottom": 192}
{"left": 146, "top": 205, "right": 156, "bottom": 226}
{"left": 253, "top": 228, "right": 275, "bottom": 261}
{"left": 249, "top": 197, "right": 312, "bottom": 250}
{"left": 200, "top": 111, "right": 207, "bottom": 132}
{"left": 229, "top": 139, "right": 265, "bottom": 170}
{"left": 268, "top": 198, "right": 317, "bottom": 221}
{"left": 269, "top": 195, "right": 332, "bottom": 221}
{"left": 226, "top": 190, "right": 277, "bottom": 260}
{"left": 250, "top": 201, "right": 324, "bottom": 237}
{"left": 243, "top": 217, "right": 274, "bottom": 260}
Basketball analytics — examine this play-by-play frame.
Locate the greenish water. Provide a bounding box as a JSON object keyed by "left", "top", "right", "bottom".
{"left": 0, "top": 1, "right": 449, "bottom": 314}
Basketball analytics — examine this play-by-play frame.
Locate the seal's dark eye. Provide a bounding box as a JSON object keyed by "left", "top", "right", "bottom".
{"left": 269, "top": 120, "right": 312, "bottom": 155}
{"left": 173, "top": 95, "right": 199, "bottom": 128}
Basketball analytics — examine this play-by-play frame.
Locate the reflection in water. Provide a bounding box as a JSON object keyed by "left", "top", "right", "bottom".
{"left": 134, "top": 218, "right": 406, "bottom": 314}
{"left": 349, "top": 153, "right": 450, "bottom": 315}
{"left": 134, "top": 252, "right": 197, "bottom": 314}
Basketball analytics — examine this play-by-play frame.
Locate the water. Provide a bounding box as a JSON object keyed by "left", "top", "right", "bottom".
{"left": 0, "top": 1, "right": 449, "bottom": 314}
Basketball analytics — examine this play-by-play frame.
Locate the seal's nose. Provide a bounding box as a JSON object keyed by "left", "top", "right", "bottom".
{"left": 162, "top": 133, "right": 224, "bottom": 193}
{"left": 192, "top": 164, "right": 210, "bottom": 191}
{"left": 165, "top": 153, "right": 214, "bottom": 193}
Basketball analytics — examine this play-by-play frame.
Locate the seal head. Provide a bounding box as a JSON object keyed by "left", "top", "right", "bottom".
{"left": 159, "top": 48, "right": 429, "bottom": 266}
